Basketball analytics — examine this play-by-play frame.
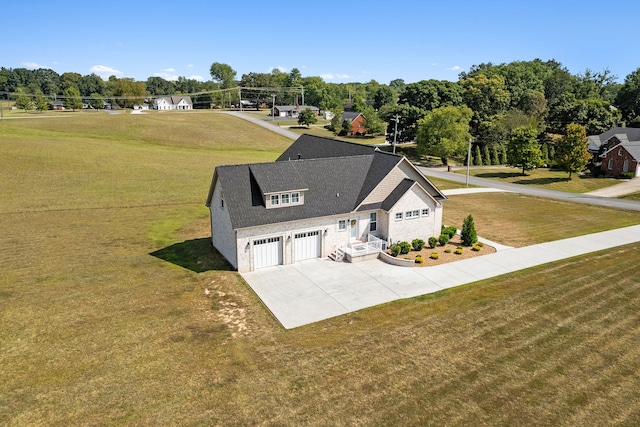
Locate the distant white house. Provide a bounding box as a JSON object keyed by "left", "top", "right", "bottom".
{"left": 154, "top": 96, "right": 193, "bottom": 110}
{"left": 273, "top": 105, "right": 319, "bottom": 118}
{"left": 133, "top": 103, "right": 150, "bottom": 110}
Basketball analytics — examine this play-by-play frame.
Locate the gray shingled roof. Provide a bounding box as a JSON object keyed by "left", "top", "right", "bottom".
{"left": 215, "top": 155, "right": 376, "bottom": 229}
{"left": 342, "top": 112, "right": 362, "bottom": 121}
{"left": 601, "top": 141, "right": 640, "bottom": 161}
{"left": 588, "top": 127, "right": 640, "bottom": 152}
{"left": 276, "top": 134, "right": 376, "bottom": 161}
{"left": 208, "top": 134, "right": 446, "bottom": 230}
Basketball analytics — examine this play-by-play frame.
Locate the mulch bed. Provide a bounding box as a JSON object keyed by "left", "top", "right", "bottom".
{"left": 389, "top": 235, "right": 496, "bottom": 267}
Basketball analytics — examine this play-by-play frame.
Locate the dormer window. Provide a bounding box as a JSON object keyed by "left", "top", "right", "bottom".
{"left": 267, "top": 191, "right": 304, "bottom": 208}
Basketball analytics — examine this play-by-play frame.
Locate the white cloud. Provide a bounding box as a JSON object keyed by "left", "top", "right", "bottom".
{"left": 90, "top": 65, "right": 123, "bottom": 78}
{"left": 154, "top": 71, "right": 179, "bottom": 81}
{"left": 22, "top": 61, "right": 46, "bottom": 69}
{"left": 447, "top": 65, "right": 461, "bottom": 71}
{"left": 187, "top": 64, "right": 194, "bottom": 68}
{"left": 164, "top": 67, "right": 176, "bottom": 72}
{"left": 189, "top": 75, "right": 203, "bottom": 81}
{"left": 320, "top": 73, "right": 351, "bottom": 80}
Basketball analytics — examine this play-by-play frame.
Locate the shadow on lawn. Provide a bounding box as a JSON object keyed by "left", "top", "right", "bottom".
{"left": 475, "top": 172, "right": 524, "bottom": 179}
{"left": 150, "top": 238, "right": 232, "bottom": 273}
{"left": 513, "top": 177, "right": 571, "bottom": 185}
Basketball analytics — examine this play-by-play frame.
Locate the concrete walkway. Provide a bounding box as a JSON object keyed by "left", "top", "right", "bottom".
{"left": 585, "top": 177, "right": 640, "bottom": 197}
{"left": 241, "top": 225, "right": 640, "bottom": 329}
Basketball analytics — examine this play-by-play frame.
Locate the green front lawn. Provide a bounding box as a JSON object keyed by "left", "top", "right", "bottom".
{"left": 2, "top": 111, "right": 640, "bottom": 425}
{"left": 458, "top": 167, "right": 622, "bottom": 193}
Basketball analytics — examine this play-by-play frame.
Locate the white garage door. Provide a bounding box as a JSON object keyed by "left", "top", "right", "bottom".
{"left": 253, "top": 237, "right": 282, "bottom": 269}
{"left": 294, "top": 231, "right": 321, "bottom": 261}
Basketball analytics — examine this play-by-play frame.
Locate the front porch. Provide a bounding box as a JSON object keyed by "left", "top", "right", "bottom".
{"left": 331, "top": 234, "right": 387, "bottom": 263}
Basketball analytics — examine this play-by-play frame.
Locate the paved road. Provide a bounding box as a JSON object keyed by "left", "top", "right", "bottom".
{"left": 421, "top": 167, "right": 640, "bottom": 212}
{"left": 225, "top": 111, "right": 299, "bottom": 140}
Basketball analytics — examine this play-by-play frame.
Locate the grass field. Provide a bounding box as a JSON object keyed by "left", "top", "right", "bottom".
{"left": 3, "top": 111, "right": 640, "bottom": 425}
{"left": 458, "top": 167, "right": 621, "bottom": 193}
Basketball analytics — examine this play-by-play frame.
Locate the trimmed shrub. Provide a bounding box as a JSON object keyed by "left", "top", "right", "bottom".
{"left": 472, "top": 245, "right": 481, "bottom": 251}
{"left": 389, "top": 244, "right": 400, "bottom": 257}
{"left": 477, "top": 241, "right": 484, "bottom": 247}
{"left": 438, "top": 234, "right": 449, "bottom": 246}
{"left": 441, "top": 225, "right": 457, "bottom": 239}
{"left": 461, "top": 214, "right": 478, "bottom": 246}
{"left": 428, "top": 236, "right": 438, "bottom": 248}
{"left": 398, "top": 241, "right": 411, "bottom": 255}
{"left": 411, "top": 238, "right": 425, "bottom": 251}
{"left": 430, "top": 252, "right": 439, "bottom": 260}
{"left": 444, "top": 248, "right": 452, "bottom": 253}
{"left": 455, "top": 248, "right": 463, "bottom": 255}
{"left": 415, "top": 255, "right": 424, "bottom": 264}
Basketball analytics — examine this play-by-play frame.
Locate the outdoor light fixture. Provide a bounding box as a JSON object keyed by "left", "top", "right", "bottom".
{"left": 324, "top": 228, "right": 328, "bottom": 235}
{"left": 245, "top": 242, "right": 250, "bottom": 249}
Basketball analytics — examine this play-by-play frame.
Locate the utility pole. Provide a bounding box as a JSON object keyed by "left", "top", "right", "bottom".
{"left": 238, "top": 87, "right": 242, "bottom": 111}
{"left": 271, "top": 94, "right": 276, "bottom": 121}
{"left": 301, "top": 86, "right": 304, "bottom": 106}
{"left": 466, "top": 138, "right": 472, "bottom": 187}
{"left": 391, "top": 115, "right": 400, "bottom": 154}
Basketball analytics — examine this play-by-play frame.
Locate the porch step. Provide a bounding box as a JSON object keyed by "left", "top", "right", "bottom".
{"left": 329, "top": 248, "right": 345, "bottom": 262}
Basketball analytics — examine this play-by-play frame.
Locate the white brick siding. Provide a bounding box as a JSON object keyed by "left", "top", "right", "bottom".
{"left": 386, "top": 185, "right": 441, "bottom": 244}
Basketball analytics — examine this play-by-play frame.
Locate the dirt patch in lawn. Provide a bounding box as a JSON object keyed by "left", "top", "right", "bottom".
{"left": 390, "top": 235, "right": 496, "bottom": 266}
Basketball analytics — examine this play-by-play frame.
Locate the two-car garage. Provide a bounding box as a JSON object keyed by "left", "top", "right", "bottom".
{"left": 252, "top": 230, "right": 321, "bottom": 269}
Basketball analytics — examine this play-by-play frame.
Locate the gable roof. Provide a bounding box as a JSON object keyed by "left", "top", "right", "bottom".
{"left": 588, "top": 127, "right": 640, "bottom": 152}
{"left": 274, "top": 105, "right": 318, "bottom": 112}
{"left": 601, "top": 141, "right": 640, "bottom": 162}
{"left": 155, "top": 95, "right": 193, "bottom": 106}
{"left": 207, "top": 134, "right": 446, "bottom": 229}
{"left": 342, "top": 111, "right": 362, "bottom": 121}
{"left": 276, "top": 134, "right": 375, "bottom": 161}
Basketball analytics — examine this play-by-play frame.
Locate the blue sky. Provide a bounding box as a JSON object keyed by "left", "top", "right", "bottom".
{"left": 4, "top": 0, "right": 639, "bottom": 84}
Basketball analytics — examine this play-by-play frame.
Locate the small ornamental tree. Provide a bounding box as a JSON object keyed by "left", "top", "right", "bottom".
{"left": 556, "top": 123, "right": 591, "bottom": 179}
{"left": 298, "top": 108, "right": 318, "bottom": 128}
{"left": 473, "top": 144, "right": 483, "bottom": 166}
{"left": 461, "top": 214, "right": 478, "bottom": 246}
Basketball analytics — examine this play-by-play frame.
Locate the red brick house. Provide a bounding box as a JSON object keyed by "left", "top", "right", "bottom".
{"left": 588, "top": 128, "right": 640, "bottom": 177}
{"left": 342, "top": 112, "right": 368, "bottom": 136}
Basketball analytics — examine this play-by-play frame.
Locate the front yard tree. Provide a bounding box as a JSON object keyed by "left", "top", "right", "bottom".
{"left": 507, "top": 126, "right": 543, "bottom": 175}
{"left": 88, "top": 92, "right": 103, "bottom": 110}
{"left": 461, "top": 214, "right": 478, "bottom": 246}
{"left": 416, "top": 105, "right": 473, "bottom": 165}
{"left": 297, "top": 108, "right": 317, "bottom": 128}
{"left": 34, "top": 94, "right": 49, "bottom": 112}
{"left": 362, "top": 106, "right": 386, "bottom": 136}
{"left": 64, "top": 86, "right": 83, "bottom": 111}
{"left": 615, "top": 67, "right": 640, "bottom": 123}
{"left": 556, "top": 123, "right": 591, "bottom": 179}
{"left": 15, "top": 90, "right": 33, "bottom": 111}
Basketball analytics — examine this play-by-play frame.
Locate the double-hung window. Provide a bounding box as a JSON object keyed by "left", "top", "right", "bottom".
{"left": 422, "top": 208, "right": 430, "bottom": 216}
{"left": 281, "top": 193, "right": 290, "bottom": 205}
{"left": 369, "top": 213, "right": 377, "bottom": 232}
{"left": 270, "top": 194, "right": 279, "bottom": 206}
{"left": 395, "top": 212, "right": 403, "bottom": 221}
{"left": 291, "top": 192, "right": 300, "bottom": 203}
{"left": 338, "top": 219, "right": 346, "bottom": 231}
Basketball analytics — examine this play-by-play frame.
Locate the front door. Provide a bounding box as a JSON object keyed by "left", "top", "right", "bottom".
{"left": 349, "top": 218, "right": 358, "bottom": 241}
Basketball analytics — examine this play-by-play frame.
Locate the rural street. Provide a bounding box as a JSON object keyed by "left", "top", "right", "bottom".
{"left": 420, "top": 167, "right": 640, "bottom": 212}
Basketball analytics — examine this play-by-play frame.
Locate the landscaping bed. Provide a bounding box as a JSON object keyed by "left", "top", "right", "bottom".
{"left": 388, "top": 234, "right": 496, "bottom": 266}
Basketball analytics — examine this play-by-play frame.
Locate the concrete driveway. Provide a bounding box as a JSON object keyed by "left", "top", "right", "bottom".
{"left": 241, "top": 225, "right": 640, "bottom": 329}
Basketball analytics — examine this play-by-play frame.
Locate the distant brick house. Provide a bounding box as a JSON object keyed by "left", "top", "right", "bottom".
{"left": 587, "top": 127, "right": 640, "bottom": 177}
{"left": 342, "top": 111, "right": 367, "bottom": 136}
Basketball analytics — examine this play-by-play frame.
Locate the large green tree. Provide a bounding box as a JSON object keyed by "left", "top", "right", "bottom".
{"left": 461, "top": 73, "right": 510, "bottom": 134}
{"left": 379, "top": 104, "right": 427, "bottom": 143}
{"left": 297, "top": 108, "right": 317, "bottom": 128}
{"left": 416, "top": 105, "right": 473, "bottom": 165}
{"left": 400, "top": 79, "right": 463, "bottom": 112}
{"left": 507, "top": 126, "right": 544, "bottom": 175}
{"left": 64, "top": 86, "right": 83, "bottom": 111}
{"left": 615, "top": 67, "right": 640, "bottom": 123}
{"left": 209, "top": 62, "right": 236, "bottom": 89}
{"left": 555, "top": 123, "right": 591, "bottom": 179}
{"left": 361, "top": 106, "right": 386, "bottom": 136}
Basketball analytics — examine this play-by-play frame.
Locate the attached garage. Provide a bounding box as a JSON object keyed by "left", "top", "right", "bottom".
{"left": 253, "top": 237, "right": 282, "bottom": 269}
{"left": 294, "top": 230, "right": 321, "bottom": 261}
